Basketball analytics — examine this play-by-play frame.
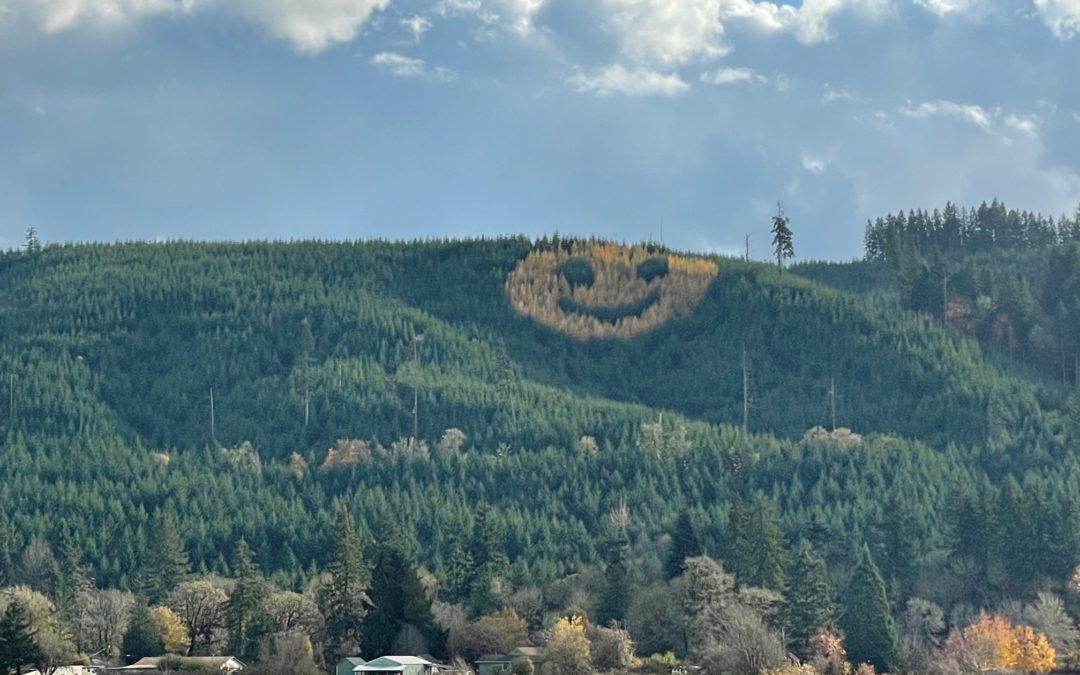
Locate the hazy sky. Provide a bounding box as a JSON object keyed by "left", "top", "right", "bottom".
{"left": 3, "top": 0, "right": 1080, "bottom": 260}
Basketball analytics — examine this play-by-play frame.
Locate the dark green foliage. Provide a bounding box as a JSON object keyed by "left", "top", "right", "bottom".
{"left": 595, "top": 526, "right": 632, "bottom": 625}
{"left": 318, "top": 508, "right": 370, "bottom": 667}
{"left": 559, "top": 258, "right": 594, "bottom": 288}
{"left": 225, "top": 539, "right": 269, "bottom": 661}
{"left": 557, "top": 291, "right": 660, "bottom": 323}
{"left": 782, "top": 544, "right": 835, "bottom": 656}
{"left": 360, "top": 542, "right": 446, "bottom": 660}
{"left": 843, "top": 545, "right": 897, "bottom": 672}
{"left": 122, "top": 603, "right": 164, "bottom": 664}
{"left": 636, "top": 257, "right": 668, "bottom": 283}
{"left": 467, "top": 504, "right": 510, "bottom": 618}
{"left": 0, "top": 600, "right": 42, "bottom": 674}
{"left": 772, "top": 204, "right": 794, "bottom": 269}
{"left": 664, "top": 512, "right": 702, "bottom": 581}
{"left": 142, "top": 510, "right": 190, "bottom": 604}
{"left": 726, "top": 495, "right": 786, "bottom": 592}
{"left": 0, "top": 235, "right": 1075, "bottom": 615}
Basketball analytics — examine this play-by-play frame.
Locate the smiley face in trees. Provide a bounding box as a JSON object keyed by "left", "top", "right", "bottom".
{"left": 505, "top": 241, "right": 718, "bottom": 340}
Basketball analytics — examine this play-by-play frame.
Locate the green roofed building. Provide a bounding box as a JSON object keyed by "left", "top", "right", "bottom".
{"left": 337, "top": 657, "right": 367, "bottom": 675}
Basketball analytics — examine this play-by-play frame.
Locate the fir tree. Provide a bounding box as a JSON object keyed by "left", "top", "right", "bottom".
{"left": 771, "top": 203, "right": 794, "bottom": 270}
{"left": 843, "top": 545, "right": 898, "bottom": 672}
{"left": 318, "top": 507, "right": 371, "bottom": 666}
{"left": 782, "top": 543, "right": 836, "bottom": 656}
{"left": 727, "top": 495, "right": 787, "bottom": 591}
{"left": 121, "top": 602, "right": 163, "bottom": 664}
{"left": 0, "top": 600, "right": 43, "bottom": 673}
{"left": 360, "top": 541, "right": 446, "bottom": 660}
{"left": 142, "top": 510, "right": 190, "bottom": 604}
{"left": 225, "top": 539, "right": 268, "bottom": 661}
{"left": 595, "top": 525, "right": 632, "bottom": 625}
{"left": 468, "top": 504, "right": 510, "bottom": 617}
{"left": 665, "top": 511, "right": 702, "bottom": 581}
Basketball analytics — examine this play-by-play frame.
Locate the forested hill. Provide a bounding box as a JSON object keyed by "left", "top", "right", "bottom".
{"left": 0, "top": 237, "right": 1076, "bottom": 595}
{"left": 0, "top": 238, "right": 1059, "bottom": 455}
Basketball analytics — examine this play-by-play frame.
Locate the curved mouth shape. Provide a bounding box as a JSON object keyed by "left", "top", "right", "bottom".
{"left": 557, "top": 290, "right": 661, "bottom": 323}
{"left": 506, "top": 242, "right": 719, "bottom": 341}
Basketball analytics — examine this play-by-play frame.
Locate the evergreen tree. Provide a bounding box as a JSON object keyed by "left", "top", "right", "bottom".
{"left": 467, "top": 504, "right": 510, "bottom": 617}
{"left": 842, "top": 545, "right": 898, "bottom": 672}
{"left": 595, "top": 525, "right": 632, "bottom": 625}
{"left": 0, "top": 600, "right": 43, "bottom": 674}
{"left": 318, "top": 507, "right": 371, "bottom": 666}
{"left": 876, "top": 490, "right": 918, "bottom": 603}
{"left": 727, "top": 495, "right": 787, "bottom": 591}
{"left": 121, "top": 603, "right": 163, "bottom": 665}
{"left": 225, "top": 539, "right": 268, "bottom": 662}
{"left": 771, "top": 203, "right": 794, "bottom": 270}
{"left": 782, "top": 543, "right": 836, "bottom": 656}
{"left": 142, "top": 510, "right": 190, "bottom": 604}
{"left": 665, "top": 511, "right": 702, "bottom": 581}
{"left": 23, "top": 226, "right": 40, "bottom": 253}
{"left": 360, "top": 541, "right": 446, "bottom": 660}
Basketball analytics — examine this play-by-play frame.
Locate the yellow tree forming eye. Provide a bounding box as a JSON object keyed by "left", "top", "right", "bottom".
{"left": 505, "top": 241, "right": 719, "bottom": 340}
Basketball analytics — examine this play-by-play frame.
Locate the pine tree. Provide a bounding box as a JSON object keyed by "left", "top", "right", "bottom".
{"left": 0, "top": 600, "right": 43, "bottom": 673}
{"left": 142, "top": 510, "right": 190, "bottom": 604}
{"left": 782, "top": 543, "right": 836, "bottom": 656}
{"left": 727, "top": 495, "right": 787, "bottom": 591}
{"left": 23, "top": 226, "right": 40, "bottom": 253}
{"left": 121, "top": 602, "right": 163, "bottom": 664}
{"left": 843, "top": 545, "right": 898, "bottom": 672}
{"left": 665, "top": 511, "right": 702, "bottom": 580}
{"left": 318, "top": 507, "right": 371, "bottom": 666}
{"left": 595, "top": 525, "right": 632, "bottom": 625}
{"left": 771, "top": 203, "right": 794, "bottom": 270}
{"left": 225, "top": 539, "right": 268, "bottom": 661}
{"left": 468, "top": 504, "right": 510, "bottom": 617}
{"left": 360, "top": 541, "right": 445, "bottom": 660}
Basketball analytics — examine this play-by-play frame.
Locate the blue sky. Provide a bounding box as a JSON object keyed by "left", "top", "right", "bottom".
{"left": 3, "top": 0, "right": 1080, "bottom": 260}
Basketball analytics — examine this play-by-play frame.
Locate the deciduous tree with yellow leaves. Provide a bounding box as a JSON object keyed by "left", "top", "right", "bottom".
{"left": 941, "top": 612, "right": 1055, "bottom": 673}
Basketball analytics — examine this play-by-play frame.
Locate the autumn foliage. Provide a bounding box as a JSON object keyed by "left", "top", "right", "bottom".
{"left": 505, "top": 241, "right": 718, "bottom": 340}
{"left": 940, "top": 612, "right": 1055, "bottom": 673}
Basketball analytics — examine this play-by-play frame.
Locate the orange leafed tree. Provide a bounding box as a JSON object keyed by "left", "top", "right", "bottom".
{"left": 941, "top": 613, "right": 1055, "bottom": 673}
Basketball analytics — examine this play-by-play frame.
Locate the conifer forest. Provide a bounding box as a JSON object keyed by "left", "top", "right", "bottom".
{"left": 4, "top": 203, "right": 1080, "bottom": 674}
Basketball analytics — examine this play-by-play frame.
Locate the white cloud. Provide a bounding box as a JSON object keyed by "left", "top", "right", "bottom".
{"left": 1033, "top": 0, "right": 1080, "bottom": 38}
{"left": 900, "top": 100, "right": 994, "bottom": 132}
{"left": 11, "top": 0, "right": 193, "bottom": 33}
{"left": 913, "top": 0, "right": 972, "bottom": 16}
{"left": 719, "top": 0, "right": 890, "bottom": 44}
{"left": 822, "top": 83, "right": 857, "bottom": 103}
{"left": 402, "top": 14, "right": 431, "bottom": 42}
{"left": 370, "top": 51, "right": 457, "bottom": 81}
{"left": 602, "top": 0, "right": 730, "bottom": 66}
{"left": 700, "top": 66, "right": 765, "bottom": 85}
{"left": 3, "top": 0, "right": 390, "bottom": 53}
{"left": 231, "top": 0, "right": 390, "bottom": 53}
{"left": 568, "top": 64, "right": 689, "bottom": 96}
{"left": 801, "top": 151, "right": 830, "bottom": 174}
{"left": 434, "top": 0, "right": 545, "bottom": 38}
{"left": 599, "top": 0, "right": 890, "bottom": 70}
{"left": 900, "top": 100, "right": 1042, "bottom": 141}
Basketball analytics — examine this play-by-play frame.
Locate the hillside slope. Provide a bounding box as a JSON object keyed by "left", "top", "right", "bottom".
{"left": 0, "top": 238, "right": 1072, "bottom": 587}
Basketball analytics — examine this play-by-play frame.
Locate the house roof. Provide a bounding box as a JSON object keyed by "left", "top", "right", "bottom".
{"left": 339, "top": 658, "right": 368, "bottom": 666}
{"left": 508, "top": 647, "right": 545, "bottom": 658}
{"left": 112, "top": 656, "right": 245, "bottom": 671}
{"left": 354, "top": 656, "right": 435, "bottom": 671}
{"left": 475, "top": 654, "right": 509, "bottom": 663}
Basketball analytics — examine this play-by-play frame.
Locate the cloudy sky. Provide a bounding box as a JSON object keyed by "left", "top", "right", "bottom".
{"left": 3, "top": 0, "right": 1080, "bottom": 260}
